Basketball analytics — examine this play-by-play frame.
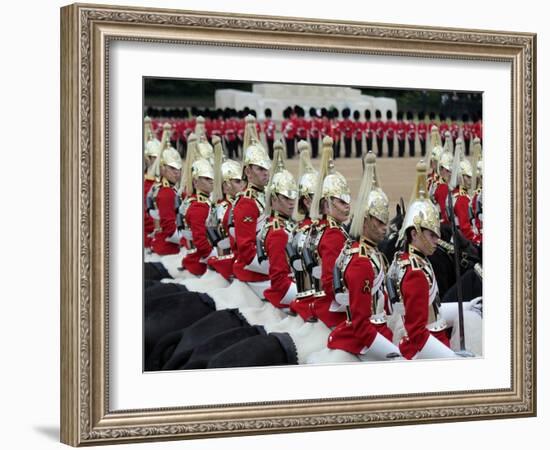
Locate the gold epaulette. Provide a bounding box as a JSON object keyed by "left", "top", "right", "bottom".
{"left": 409, "top": 253, "right": 425, "bottom": 271}
{"left": 272, "top": 217, "right": 281, "bottom": 231}
{"left": 197, "top": 192, "right": 210, "bottom": 203}
{"left": 243, "top": 187, "right": 256, "bottom": 199}
{"left": 328, "top": 216, "right": 339, "bottom": 229}
{"left": 161, "top": 177, "right": 171, "bottom": 188}
{"left": 359, "top": 242, "right": 369, "bottom": 258}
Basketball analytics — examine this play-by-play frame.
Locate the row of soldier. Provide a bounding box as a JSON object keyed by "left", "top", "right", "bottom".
{"left": 147, "top": 106, "right": 483, "bottom": 160}
{"left": 143, "top": 114, "right": 483, "bottom": 369}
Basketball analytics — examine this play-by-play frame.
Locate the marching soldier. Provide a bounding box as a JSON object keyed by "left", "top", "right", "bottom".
{"left": 177, "top": 137, "right": 215, "bottom": 276}
{"left": 232, "top": 116, "right": 272, "bottom": 297}
{"left": 206, "top": 137, "right": 245, "bottom": 280}
{"left": 373, "top": 109, "right": 384, "bottom": 157}
{"left": 388, "top": 161, "right": 456, "bottom": 360}
{"left": 406, "top": 111, "right": 417, "bottom": 157}
{"left": 150, "top": 124, "right": 184, "bottom": 256}
{"left": 340, "top": 107, "right": 354, "bottom": 158}
{"left": 396, "top": 111, "right": 406, "bottom": 157}
{"left": 364, "top": 109, "right": 374, "bottom": 154}
{"left": 327, "top": 152, "right": 401, "bottom": 360}
{"left": 417, "top": 111, "right": 428, "bottom": 157}
{"left": 309, "top": 107, "right": 321, "bottom": 158}
{"left": 263, "top": 108, "right": 276, "bottom": 159}
{"left": 385, "top": 110, "right": 396, "bottom": 157}
{"left": 353, "top": 110, "right": 363, "bottom": 158}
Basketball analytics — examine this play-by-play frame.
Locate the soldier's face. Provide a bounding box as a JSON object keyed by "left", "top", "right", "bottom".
{"left": 246, "top": 165, "right": 270, "bottom": 187}
{"left": 462, "top": 175, "right": 472, "bottom": 189}
{"left": 164, "top": 165, "right": 181, "bottom": 184}
{"left": 194, "top": 176, "right": 214, "bottom": 194}
{"left": 272, "top": 194, "right": 296, "bottom": 217}
{"left": 440, "top": 167, "right": 451, "bottom": 183}
{"left": 363, "top": 215, "right": 387, "bottom": 244}
{"left": 412, "top": 228, "right": 439, "bottom": 256}
{"left": 224, "top": 179, "right": 245, "bottom": 196}
{"left": 329, "top": 197, "right": 351, "bottom": 223}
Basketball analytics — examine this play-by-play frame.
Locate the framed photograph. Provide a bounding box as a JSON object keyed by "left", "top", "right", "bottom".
{"left": 60, "top": 2, "right": 536, "bottom": 446}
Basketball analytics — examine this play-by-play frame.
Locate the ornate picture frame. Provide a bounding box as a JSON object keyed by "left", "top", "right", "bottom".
{"left": 60, "top": 3, "right": 536, "bottom": 446}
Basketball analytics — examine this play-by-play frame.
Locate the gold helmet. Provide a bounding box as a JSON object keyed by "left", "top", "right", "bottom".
{"left": 322, "top": 171, "right": 351, "bottom": 205}
{"left": 265, "top": 141, "right": 298, "bottom": 216}
{"left": 296, "top": 140, "right": 318, "bottom": 197}
{"left": 400, "top": 160, "right": 440, "bottom": 239}
{"left": 471, "top": 137, "right": 483, "bottom": 192}
{"left": 243, "top": 138, "right": 271, "bottom": 171}
{"left": 439, "top": 151, "right": 453, "bottom": 172}
{"left": 350, "top": 152, "right": 389, "bottom": 239}
{"left": 222, "top": 160, "right": 243, "bottom": 181}
{"left": 160, "top": 146, "right": 183, "bottom": 170}
{"left": 191, "top": 158, "right": 214, "bottom": 180}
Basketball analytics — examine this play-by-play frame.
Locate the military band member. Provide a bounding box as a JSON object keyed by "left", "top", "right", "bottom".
{"left": 373, "top": 109, "right": 384, "bottom": 158}
{"left": 150, "top": 129, "right": 184, "bottom": 256}
{"left": 327, "top": 153, "right": 401, "bottom": 360}
{"left": 206, "top": 137, "right": 245, "bottom": 281}
{"left": 389, "top": 161, "right": 456, "bottom": 360}
{"left": 385, "top": 110, "right": 396, "bottom": 157}
{"left": 232, "top": 117, "right": 272, "bottom": 295}
{"left": 353, "top": 110, "right": 363, "bottom": 158}
{"left": 406, "top": 111, "right": 417, "bottom": 157}
{"left": 417, "top": 111, "right": 428, "bottom": 157}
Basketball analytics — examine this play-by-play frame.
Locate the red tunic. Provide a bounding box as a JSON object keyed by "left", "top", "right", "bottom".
{"left": 405, "top": 121, "right": 417, "bottom": 141}
{"left": 385, "top": 120, "right": 397, "bottom": 141}
{"left": 224, "top": 118, "right": 238, "bottom": 142}
{"left": 281, "top": 119, "right": 296, "bottom": 140}
{"left": 396, "top": 120, "right": 406, "bottom": 142}
{"left": 262, "top": 119, "right": 276, "bottom": 140}
{"left": 295, "top": 117, "right": 309, "bottom": 140}
{"left": 232, "top": 185, "right": 269, "bottom": 282}
{"left": 394, "top": 249, "right": 450, "bottom": 359}
{"left": 451, "top": 187, "right": 482, "bottom": 245}
{"left": 180, "top": 192, "right": 213, "bottom": 275}
{"left": 339, "top": 118, "right": 355, "bottom": 139}
{"left": 439, "top": 122, "right": 449, "bottom": 141}
{"left": 310, "top": 118, "right": 322, "bottom": 139}
{"left": 433, "top": 181, "right": 450, "bottom": 224}
{"left": 417, "top": 122, "right": 427, "bottom": 143}
{"left": 373, "top": 120, "right": 385, "bottom": 140}
{"left": 143, "top": 176, "right": 156, "bottom": 248}
{"left": 151, "top": 179, "right": 180, "bottom": 255}
{"left": 328, "top": 241, "right": 381, "bottom": 353}
{"left": 263, "top": 214, "right": 296, "bottom": 308}
{"left": 312, "top": 217, "right": 347, "bottom": 328}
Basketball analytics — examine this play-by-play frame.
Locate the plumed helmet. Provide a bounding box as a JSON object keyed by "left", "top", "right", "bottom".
{"left": 243, "top": 139, "right": 271, "bottom": 170}
{"left": 439, "top": 151, "right": 454, "bottom": 172}
{"left": 460, "top": 159, "right": 473, "bottom": 178}
{"left": 144, "top": 139, "right": 162, "bottom": 158}
{"left": 191, "top": 158, "right": 214, "bottom": 180}
{"left": 271, "top": 170, "right": 298, "bottom": 200}
{"left": 161, "top": 146, "right": 183, "bottom": 170}
{"left": 322, "top": 171, "right": 351, "bottom": 205}
{"left": 400, "top": 160, "right": 440, "bottom": 239}
{"left": 222, "top": 160, "right": 243, "bottom": 181}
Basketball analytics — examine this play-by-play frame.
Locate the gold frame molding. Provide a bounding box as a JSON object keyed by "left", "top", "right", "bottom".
{"left": 60, "top": 3, "right": 536, "bottom": 446}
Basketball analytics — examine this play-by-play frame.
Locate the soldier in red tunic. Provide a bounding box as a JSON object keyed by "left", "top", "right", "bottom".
{"left": 304, "top": 137, "right": 351, "bottom": 328}
{"left": 150, "top": 133, "right": 184, "bottom": 256}
{"left": 340, "top": 107, "right": 354, "bottom": 158}
{"left": 395, "top": 111, "right": 406, "bottom": 157}
{"left": 373, "top": 109, "right": 385, "bottom": 158}
{"left": 177, "top": 139, "right": 215, "bottom": 276}
{"left": 352, "top": 110, "right": 363, "bottom": 158}
{"left": 417, "top": 111, "right": 428, "bottom": 157}
{"left": 262, "top": 108, "right": 276, "bottom": 159}
{"left": 281, "top": 107, "right": 296, "bottom": 159}
{"left": 206, "top": 137, "right": 245, "bottom": 281}
{"left": 406, "top": 111, "right": 417, "bottom": 157}
{"left": 364, "top": 109, "right": 374, "bottom": 153}
{"left": 256, "top": 149, "right": 300, "bottom": 308}
{"left": 426, "top": 125, "right": 443, "bottom": 196}
{"left": 232, "top": 116, "right": 272, "bottom": 298}
{"left": 385, "top": 110, "right": 396, "bottom": 158}
{"left": 389, "top": 161, "right": 456, "bottom": 360}
{"left": 288, "top": 142, "right": 319, "bottom": 319}
{"left": 143, "top": 117, "right": 162, "bottom": 249}
{"left": 447, "top": 153, "right": 482, "bottom": 246}
{"left": 309, "top": 107, "right": 321, "bottom": 158}
{"left": 432, "top": 146, "right": 453, "bottom": 224}
{"left": 224, "top": 109, "right": 239, "bottom": 159}
{"left": 328, "top": 152, "right": 401, "bottom": 360}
